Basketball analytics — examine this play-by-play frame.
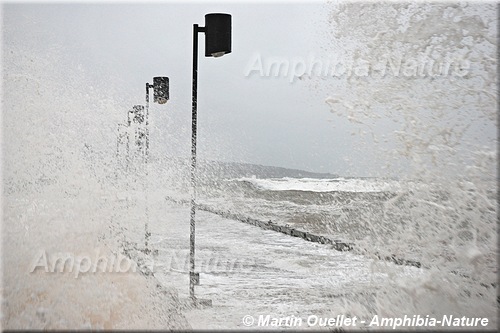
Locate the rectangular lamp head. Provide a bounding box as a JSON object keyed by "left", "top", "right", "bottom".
{"left": 132, "top": 105, "right": 145, "bottom": 124}
{"left": 205, "top": 13, "right": 231, "bottom": 57}
{"left": 153, "top": 77, "right": 169, "bottom": 104}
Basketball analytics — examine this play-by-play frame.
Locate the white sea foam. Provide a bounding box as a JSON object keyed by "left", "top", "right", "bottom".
{"left": 235, "top": 176, "right": 404, "bottom": 193}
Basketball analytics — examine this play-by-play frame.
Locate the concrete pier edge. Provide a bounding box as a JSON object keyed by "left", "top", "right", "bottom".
{"left": 164, "top": 196, "right": 423, "bottom": 269}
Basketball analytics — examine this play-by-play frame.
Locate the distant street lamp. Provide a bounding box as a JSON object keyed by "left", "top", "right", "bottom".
{"left": 115, "top": 106, "right": 141, "bottom": 175}
{"left": 190, "top": 13, "right": 232, "bottom": 304}
{"left": 115, "top": 78, "right": 170, "bottom": 254}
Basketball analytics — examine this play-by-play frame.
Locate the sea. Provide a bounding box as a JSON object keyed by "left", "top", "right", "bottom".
{"left": 153, "top": 157, "right": 497, "bottom": 285}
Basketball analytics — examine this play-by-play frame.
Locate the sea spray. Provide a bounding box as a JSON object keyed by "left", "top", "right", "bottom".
{"left": 2, "top": 40, "right": 187, "bottom": 328}
{"left": 316, "top": 1, "right": 497, "bottom": 324}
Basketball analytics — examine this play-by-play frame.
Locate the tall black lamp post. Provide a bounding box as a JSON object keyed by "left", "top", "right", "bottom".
{"left": 190, "top": 13, "right": 231, "bottom": 304}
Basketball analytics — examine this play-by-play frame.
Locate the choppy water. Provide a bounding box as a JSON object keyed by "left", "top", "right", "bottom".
{"left": 154, "top": 167, "right": 497, "bottom": 327}
{"left": 191, "top": 173, "right": 496, "bottom": 273}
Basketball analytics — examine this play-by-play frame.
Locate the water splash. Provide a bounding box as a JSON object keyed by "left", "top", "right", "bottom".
{"left": 316, "top": 1, "right": 497, "bottom": 323}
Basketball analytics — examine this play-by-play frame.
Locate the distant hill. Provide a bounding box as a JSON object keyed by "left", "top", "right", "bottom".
{"left": 197, "top": 160, "right": 338, "bottom": 179}
{"left": 150, "top": 155, "right": 338, "bottom": 180}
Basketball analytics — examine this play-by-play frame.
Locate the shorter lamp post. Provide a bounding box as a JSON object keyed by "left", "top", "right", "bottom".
{"left": 142, "top": 77, "right": 169, "bottom": 253}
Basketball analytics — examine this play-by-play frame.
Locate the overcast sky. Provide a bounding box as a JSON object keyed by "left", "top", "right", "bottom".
{"left": 2, "top": 1, "right": 497, "bottom": 177}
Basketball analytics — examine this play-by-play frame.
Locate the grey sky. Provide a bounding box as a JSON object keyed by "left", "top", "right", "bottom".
{"left": 4, "top": 2, "right": 349, "bottom": 173}
{"left": 2, "top": 1, "right": 497, "bottom": 177}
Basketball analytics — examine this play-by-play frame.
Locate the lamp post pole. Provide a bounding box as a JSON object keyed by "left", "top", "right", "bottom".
{"left": 144, "top": 83, "right": 153, "bottom": 253}
{"left": 190, "top": 22, "right": 201, "bottom": 304}
{"left": 145, "top": 82, "right": 153, "bottom": 161}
